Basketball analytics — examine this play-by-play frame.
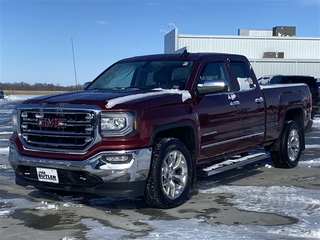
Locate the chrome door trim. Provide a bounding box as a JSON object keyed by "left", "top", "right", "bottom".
{"left": 201, "top": 132, "right": 264, "bottom": 149}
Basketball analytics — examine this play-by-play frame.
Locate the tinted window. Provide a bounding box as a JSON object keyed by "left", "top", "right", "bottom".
{"left": 88, "top": 60, "right": 194, "bottom": 90}
{"left": 230, "top": 61, "right": 250, "bottom": 78}
{"left": 200, "top": 61, "right": 231, "bottom": 91}
{"left": 230, "top": 61, "right": 255, "bottom": 91}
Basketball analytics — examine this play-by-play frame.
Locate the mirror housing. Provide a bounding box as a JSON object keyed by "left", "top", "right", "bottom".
{"left": 196, "top": 79, "right": 229, "bottom": 95}
{"left": 83, "top": 81, "right": 91, "bottom": 89}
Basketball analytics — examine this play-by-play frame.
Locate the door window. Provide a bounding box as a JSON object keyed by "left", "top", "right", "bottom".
{"left": 230, "top": 61, "right": 255, "bottom": 91}
{"left": 200, "top": 61, "right": 231, "bottom": 91}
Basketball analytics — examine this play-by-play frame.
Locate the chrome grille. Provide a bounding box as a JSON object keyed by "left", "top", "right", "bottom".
{"left": 19, "top": 108, "right": 99, "bottom": 151}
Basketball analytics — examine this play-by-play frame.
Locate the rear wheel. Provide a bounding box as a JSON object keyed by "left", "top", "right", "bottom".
{"left": 144, "top": 138, "right": 192, "bottom": 209}
{"left": 271, "top": 121, "right": 302, "bottom": 168}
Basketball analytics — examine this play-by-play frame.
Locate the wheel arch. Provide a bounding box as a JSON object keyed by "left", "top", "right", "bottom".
{"left": 270, "top": 105, "right": 305, "bottom": 152}
{"left": 149, "top": 122, "right": 198, "bottom": 186}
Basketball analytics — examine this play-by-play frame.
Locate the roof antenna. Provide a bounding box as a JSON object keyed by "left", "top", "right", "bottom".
{"left": 181, "top": 49, "right": 189, "bottom": 58}
{"left": 71, "top": 37, "right": 78, "bottom": 89}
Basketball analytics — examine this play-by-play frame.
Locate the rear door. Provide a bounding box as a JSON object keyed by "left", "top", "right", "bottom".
{"left": 227, "top": 57, "right": 266, "bottom": 148}
{"left": 195, "top": 58, "right": 242, "bottom": 161}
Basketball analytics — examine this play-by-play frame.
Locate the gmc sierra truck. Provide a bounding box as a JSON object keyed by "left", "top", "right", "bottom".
{"left": 9, "top": 52, "right": 312, "bottom": 208}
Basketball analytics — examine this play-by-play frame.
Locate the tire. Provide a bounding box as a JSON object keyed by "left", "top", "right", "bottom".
{"left": 144, "top": 138, "right": 192, "bottom": 209}
{"left": 270, "top": 121, "right": 302, "bottom": 168}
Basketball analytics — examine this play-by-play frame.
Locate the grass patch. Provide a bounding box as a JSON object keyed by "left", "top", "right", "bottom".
{"left": 4, "top": 90, "right": 67, "bottom": 95}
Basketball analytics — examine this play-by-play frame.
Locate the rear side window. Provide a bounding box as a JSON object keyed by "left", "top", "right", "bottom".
{"left": 230, "top": 61, "right": 250, "bottom": 78}
{"left": 230, "top": 61, "right": 255, "bottom": 91}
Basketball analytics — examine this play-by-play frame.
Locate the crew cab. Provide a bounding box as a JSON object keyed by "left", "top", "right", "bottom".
{"left": 9, "top": 52, "right": 312, "bottom": 208}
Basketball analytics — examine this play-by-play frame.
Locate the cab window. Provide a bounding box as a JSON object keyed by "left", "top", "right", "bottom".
{"left": 230, "top": 61, "right": 255, "bottom": 91}
{"left": 200, "top": 61, "right": 231, "bottom": 91}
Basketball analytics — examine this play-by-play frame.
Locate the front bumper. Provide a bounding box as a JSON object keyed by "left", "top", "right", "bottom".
{"left": 8, "top": 142, "right": 152, "bottom": 198}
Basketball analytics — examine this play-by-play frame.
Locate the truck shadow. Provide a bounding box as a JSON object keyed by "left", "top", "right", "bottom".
{"left": 198, "top": 159, "right": 272, "bottom": 186}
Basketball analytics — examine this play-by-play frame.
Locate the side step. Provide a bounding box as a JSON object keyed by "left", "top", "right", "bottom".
{"left": 198, "top": 152, "right": 268, "bottom": 177}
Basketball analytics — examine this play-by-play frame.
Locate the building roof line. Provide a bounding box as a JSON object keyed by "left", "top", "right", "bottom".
{"left": 177, "top": 34, "right": 320, "bottom": 40}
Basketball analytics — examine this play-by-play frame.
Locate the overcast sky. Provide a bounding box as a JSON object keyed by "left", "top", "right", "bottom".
{"left": 1, "top": 0, "right": 319, "bottom": 86}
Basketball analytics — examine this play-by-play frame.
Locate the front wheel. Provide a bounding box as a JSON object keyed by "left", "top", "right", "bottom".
{"left": 271, "top": 121, "right": 302, "bottom": 168}
{"left": 144, "top": 138, "right": 192, "bottom": 209}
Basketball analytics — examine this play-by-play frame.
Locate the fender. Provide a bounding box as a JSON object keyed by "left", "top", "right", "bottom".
{"left": 149, "top": 121, "right": 199, "bottom": 186}
{"left": 270, "top": 104, "right": 305, "bottom": 152}
{"left": 149, "top": 121, "right": 198, "bottom": 153}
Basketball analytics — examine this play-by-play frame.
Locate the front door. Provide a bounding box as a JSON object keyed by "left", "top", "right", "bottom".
{"left": 195, "top": 59, "right": 242, "bottom": 162}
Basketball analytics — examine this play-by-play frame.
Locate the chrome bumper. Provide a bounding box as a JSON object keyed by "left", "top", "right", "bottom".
{"left": 8, "top": 142, "right": 152, "bottom": 184}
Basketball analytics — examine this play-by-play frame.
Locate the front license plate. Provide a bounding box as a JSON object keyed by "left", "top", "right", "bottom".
{"left": 36, "top": 167, "right": 59, "bottom": 184}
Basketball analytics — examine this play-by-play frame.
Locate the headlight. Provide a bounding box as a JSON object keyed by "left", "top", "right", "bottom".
{"left": 100, "top": 112, "right": 136, "bottom": 137}
{"left": 12, "top": 110, "right": 18, "bottom": 132}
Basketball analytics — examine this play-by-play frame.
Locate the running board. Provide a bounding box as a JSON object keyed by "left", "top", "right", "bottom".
{"left": 198, "top": 152, "right": 268, "bottom": 177}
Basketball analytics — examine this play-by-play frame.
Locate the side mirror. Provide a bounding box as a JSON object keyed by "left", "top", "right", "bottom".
{"left": 83, "top": 81, "right": 91, "bottom": 89}
{"left": 196, "top": 79, "right": 229, "bottom": 95}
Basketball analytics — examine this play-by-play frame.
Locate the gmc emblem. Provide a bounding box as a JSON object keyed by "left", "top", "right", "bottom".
{"left": 36, "top": 118, "right": 67, "bottom": 128}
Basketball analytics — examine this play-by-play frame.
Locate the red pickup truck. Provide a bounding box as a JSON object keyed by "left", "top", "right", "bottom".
{"left": 9, "top": 52, "right": 312, "bottom": 208}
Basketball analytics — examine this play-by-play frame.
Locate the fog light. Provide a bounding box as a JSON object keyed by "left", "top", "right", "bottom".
{"left": 101, "top": 155, "right": 131, "bottom": 164}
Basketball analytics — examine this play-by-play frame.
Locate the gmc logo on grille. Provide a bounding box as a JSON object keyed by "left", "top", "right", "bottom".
{"left": 36, "top": 118, "right": 67, "bottom": 128}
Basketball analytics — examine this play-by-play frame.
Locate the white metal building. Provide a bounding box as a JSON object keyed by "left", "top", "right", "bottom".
{"left": 164, "top": 27, "right": 320, "bottom": 79}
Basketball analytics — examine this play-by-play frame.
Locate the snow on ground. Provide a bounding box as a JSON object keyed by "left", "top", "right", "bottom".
{"left": 0, "top": 147, "right": 9, "bottom": 154}
{"left": 0, "top": 94, "right": 39, "bottom": 103}
{"left": 0, "top": 95, "right": 37, "bottom": 154}
{"left": 1, "top": 188, "right": 318, "bottom": 239}
{"left": 0, "top": 198, "right": 59, "bottom": 217}
{"left": 77, "top": 179, "right": 320, "bottom": 239}
{"left": 197, "top": 184, "right": 320, "bottom": 239}
{"left": 75, "top": 184, "right": 320, "bottom": 239}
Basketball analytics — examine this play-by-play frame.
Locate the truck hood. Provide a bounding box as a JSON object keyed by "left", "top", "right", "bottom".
{"left": 22, "top": 88, "right": 192, "bottom": 109}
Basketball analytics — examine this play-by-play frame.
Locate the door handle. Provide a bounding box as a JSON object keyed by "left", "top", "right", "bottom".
{"left": 255, "top": 97, "right": 264, "bottom": 103}
{"left": 230, "top": 101, "right": 240, "bottom": 106}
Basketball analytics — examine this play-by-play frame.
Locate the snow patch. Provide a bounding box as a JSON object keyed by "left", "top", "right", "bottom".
{"left": 298, "top": 159, "right": 320, "bottom": 167}
{"left": 81, "top": 218, "right": 131, "bottom": 239}
{"left": 0, "top": 132, "right": 12, "bottom": 135}
{"left": 198, "top": 184, "right": 320, "bottom": 239}
{"left": 0, "top": 164, "right": 10, "bottom": 170}
{"left": 105, "top": 89, "right": 191, "bottom": 108}
{"left": 0, "top": 147, "right": 9, "bottom": 154}
{"left": 36, "top": 201, "right": 59, "bottom": 210}
{"left": 306, "top": 144, "right": 320, "bottom": 149}
{"left": 4, "top": 95, "right": 40, "bottom": 102}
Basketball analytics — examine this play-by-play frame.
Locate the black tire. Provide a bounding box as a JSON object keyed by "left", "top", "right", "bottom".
{"left": 270, "top": 121, "right": 302, "bottom": 168}
{"left": 144, "top": 138, "right": 192, "bottom": 209}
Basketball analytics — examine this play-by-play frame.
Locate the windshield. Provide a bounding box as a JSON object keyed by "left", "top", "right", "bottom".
{"left": 88, "top": 60, "right": 194, "bottom": 90}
